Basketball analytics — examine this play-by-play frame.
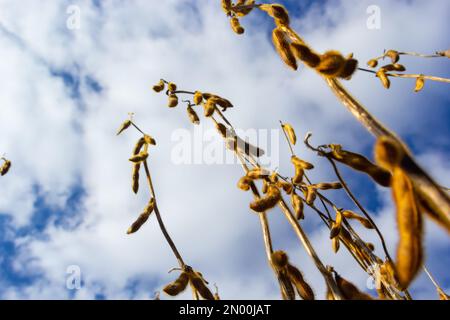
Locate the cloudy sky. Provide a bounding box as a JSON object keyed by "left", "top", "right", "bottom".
{"left": 0, "top": 0, "right": 449, "bottom": 300}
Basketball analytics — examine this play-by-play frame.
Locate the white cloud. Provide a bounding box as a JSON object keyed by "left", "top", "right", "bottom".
{"left": 0, "top": 0, "right": 448, "bottom": 299}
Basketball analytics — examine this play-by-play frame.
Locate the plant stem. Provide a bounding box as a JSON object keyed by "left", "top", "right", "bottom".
{"left": 143, "top": 160, "right": 186, "bottom": 268}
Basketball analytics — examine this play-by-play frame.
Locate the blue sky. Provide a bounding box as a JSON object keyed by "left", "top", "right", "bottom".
{"left": 0, "top": 0, "right": 449, "bottom": 299}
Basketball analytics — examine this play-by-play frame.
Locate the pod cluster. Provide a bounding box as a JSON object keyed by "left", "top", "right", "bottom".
{"left": 163, "top": 266, "right": 215, "bottom": 300}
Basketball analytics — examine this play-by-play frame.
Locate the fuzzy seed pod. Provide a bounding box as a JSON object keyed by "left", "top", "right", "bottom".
{"left": 238, "top": 176, "right": 252, "bottom": 191}
{"left": 316, "top": 51, "right": 346, "bottom": 77}
{"left": 247, "top": 168, "right": 269, "bottom": 180}
{"left": 193, "top": 91, "right": 203, "bottom": 105}
{"left": 291, "top": 156, "right": 314, "bottom": 170}
{"left": 291, "top": 193, "right": 304, "bottom": 220}
{"left": 163, "top": 272, "right": 189, "bottom": 296}
{"left": 262, "top": 180, "right": 269, "bottom": 194}
{"left": 186, "top": 106, "right": 200, "bottom": 125}
{"left": 131, "top": 163, "right": 140, "bottom": 194}
{"left": 215, "top": 122, "right": 228, "bottom": 138}
{"left": 290, "top": 42, "right": 321, "bottom": 68}
{"left": 221, "top": 0, "right": 232, "bottom": 13}
{"left": 144, "top": 135, "right": 156, "bottom": 146}
{"left": 380, "top": 64, "right": 405, "bottom": 72}
{"left": 133, "top": 137, "right": 146, "bottom": 155}
{"left": 377, "top": 70, "right": 390, "bottom": 89}
{"left": 167, "top": 82, "right": 177, "bottom": 92}
{"left": 312, "top": 182, "right": 342, "bottom": 190}
{"left": 127, "top": 198, "right": 155, "bottom": 234}
{"left": 339, "top": 58, "right": 358, "bottom": 79}
{"left": 210, "top": 96, "right": 233, "bottom": 111}
{"left": 1, "top": 160, "right": 11, "bottom": 176}
{"left": 366, "top": 242, "right": 375, "bottom": 251}
{"left": 250, "top": 185, "right": 281, "bottom": 212}
{"left": 234, "top": 136, "right": 265, "bottom": 158}
{"left": 385, "top": 50, "right": 400, "bottom": 63}
{"left": 374, "top": 136, "right": 404, "bottom": 171}
{"left": 282, "top": 123, "right": 297, "bottom": 145}
{"left": 230, "top": 17, "right": 244, "bottom": 35}
{"left": 414, "top": 76, "right": 425, "bottom": 93}
{"left": 271, "top": 250, "right": 288, "bottom": 270}
{"left": 392, "top": 168, "right": 423, "bottom": 290}
{"left": 330, "top": 210, "right": 343, "bottom": 239}
{"left": 129, "top": 151, "right": 149, "bottom": 163}
{"left": 335, "top": 273, "right": 374, "bottom": 300}
{"left": 188, "top": 272, "right": 215, "bottom": 300}
{"left": 260, "top": 4, "right": 290, "bottom": 26}
{"left": 328, "top": 144, "right": 392, "bottom": 187}
{"left": 116, "top": 120, "right": 132, "bottom": 135}
{"left": 286, "top": 264, "right": 315, "bottom": 300}
{"left": 235, "top": 0, "right": 255, "bottom": 17}
{"left": 278, "top": 181, "right": 293, "bottom": 194}
{"left": 332, "top": 237, "right": 340, "bottom": 253}
{"left": 272, "top": 28, "right": 297, "bottom": 71}
{"left": 292, "top": 166, "right": 304, "bottom": 185}
{"left": 168, "top": 94, "right": 178, "bottom": 108}
{"left": 152, "top": 80, "right": 165, "bottom": 92}
{"left": 342, "top": 210, "right": 374, "bottom": 229}
{"left": 204, "top": 98, "right": 216, "bottom": 117}
{"left": 304, "top": 186, "right": 317, "bottom": 205}
{"left": 367, "top": 59, "right": 378, "bottom": 68}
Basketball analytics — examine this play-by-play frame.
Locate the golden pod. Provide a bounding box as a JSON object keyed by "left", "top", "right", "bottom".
{"left": 385, "top": 50, "right": 400, "bottom": 63}
{"left": 1, "top": 160, "right": 11, "bottom": 176}
{"left": 292, "top": 166, "right": 304, "bottom": 185}
{"left": 188, "top": 272, "right": 215, "bottom": 300}
{"left": 313, "top": 182, "right": 342, "bottom": 190}
{"left": 230, "top": 17, "right": 244, "bottom": 35}
{"left": 339, "top": 58, "right": 358, "bottom": 79}
{"left": 290, "top": 42, "right": 321, "bottom": 68}
{"left": 144, "top": 134, "right": 156, "bottom": 146}
{"left": 414, "top": 76, "right": 425, "bottom": 93}
{"left": 330, "top": 210, "right": 343, "bottom": 239}
{"left": 116, "top": 119, "right": 132, "bottom": 136}
{"left": 262, "top": 180, "right": 269, "bottom": 194}
{"left": 280, "top": 181, "right": 294, "bottom": 194}
{"left": 332, "top": 237, "right": 340, "bottom": 253}
{"left": 392, "top": 169, "right": 423, "bottom": 290}
{"left": 131, "top": 163, "right": 140, "bottom": 194}
{"left": 235, "top": 0, "right": 255, "bottom": 17}
{"left": 127, "top": 198, "right": 155, "bottom": 234}
{"left": 376, "top": 70, "right": 390, "bottom": 89}
{"left": 163, "top": 272, "right": 190, "bottom": 296}
{"left": 342, "top": 210, "right": 374, "bottom": 229}
{"left": 211, "top": 96, "right": 233, "bottom": 111}
{"left": 129, "top": 151, "right": 149, "bottom": 163}
{"left": 221, "top": 0, "right": 232, "bottom": 13}
{"left": 271, "top": 250, "right": 288, "bottom": 270}
{"left": 133, "top": 137, "right": 146, "bottom": 155}
{"left": 186, "top": 106, "right": 200, "bottom": 125}
{"left": 152, "top": 80, "right": 165, "bottom": 92}
{"left": 291, "top": 155, "right": 314, "bottom": 170}
{"left": 215, "top": 122, "right": 228, "bottom": 138}
{"left": 335, "top": 273, "right": 374, "bottom": 300}
{"left": 260, "top": 4, "right": 290, "bottom": 26}
{"left": 193, "top": 91, "right": 203, "bottom": 105}
{"left": 282, "top": 123, "right": 297, "bottom": 145}
{"left": 367, "top": 59, "right": 378, "bottom": 68}
{"left": 366, "top": 242, "right": 375, "bottom": 251}
{"left": 291, "top": 193, "right": 304, "bottom": 220}
{"left": 204, "top": 98, "right": 216, "bottom": 117}
{"left": 304, "top": 186, "right": 316, "bottom": 205}
{"left": 286, "top": 264, "right": 315, "bottom": 300}
{"left": 249, "top": 185, "right": 281, "bottom": 212}
{"left": 316, "top": 51, "right": 346, "bottom": 77}
{"left": 167, "top": 82, "right": 177, "bottom": 92}
{"left": 168, "top": 94, "right": 178, "bottom": 108}
{"left": 374, "top": 136, "right": 404, "bottom": 171}
{"left": 247, "top": 168, "right": 269, "bottom": 180}
{"left": 237, "top": 176, "right": 252, "bottom": 191}
{"left": 328, "top": 144, "right": 392, "bottom": 187}
{"left": 272, "top": 27, "right": 297, "bottom": 71}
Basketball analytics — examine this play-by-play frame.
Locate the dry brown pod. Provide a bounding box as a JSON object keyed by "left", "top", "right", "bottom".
{"left": 342, "top": 210, "right": 374, "bottom": 229}
{"left": 328, "top": 144, "right": 392, "bottom": 187}
{"left": 163, "top": 271, "right": 190, "bottom": 296}
{"left": 339, "top": 58, "right": 358, "bottom": 79}
{"left": 282, "top": 123, "right": 297, "bottom": 145}
{"left": 414, "top": 76, "right": 425, "bottom": 93}
{"left": 131, "top": 163, "right": 140, "bottom": 194}
{"left": 290, "top": 42, "right": 321, "bottom": 68}
{"left": 271, "top": 250, "right": 289, "bottom": 270}
{"left": 152, "top": 80, "right": 165, "bottom": 92}
{"left": 237, "top": 176, "right": 252, "bottom": 191}
{"left": 304, "top": 186, "right": 317, "bottom": 205}
{"left": 188, "top": 271, "right": 215, "bottom": 300}
{"left": 221, "top": 0, "right": 232, "bottom": 13}
{"left": 187, "top": 106, "right": 200, "bottom": 125}
{"left": 193, "top": 91, "right": 203, "bottom": 105}
{"left": 250, "top": 185, "right": 281, "bottom": 212}
{"left": 377, "top": 69, "right": 391, "bottom": 89}
{"left": 312, "top": 182, "right": 342, "bottom": 190}
{"left": 230, "top": 17, "right": 244, "bottom": 35}
{"left": 335, "top": 273, "right": 374, "bottom": 300}
{"left": 144, "top": 134, "right": 156, "bottom": 146}
{"left": 168, "top": 82, "right": 177, "bottom": 92}
{"left": 259, "top": 4, "right": 290, "bottom": 26}
{"left": 129, "top": 151, "right": 149, "bottom": 163}
{"left": 374, "top": 136, "right": 404, "bottom": 171}
{"left": 292, "top": 166, "right": 304, "bottom": 185}
{"left": 332, "top": 237, "right": 340, "bottom": 253}
{"left": 127, "top": 198, "right": 155, "bottom": 234}
{"left": 272, "top": 27, "right": 297, "bottom": 71}
{"left": 116, "top": 120, "right": 132, "bottom": 135}
{"left": 291, "top": 155, "right": 314, "bottom": 170}
{"left": 291, "top": 193, "right": 304, "bottom": 220}
{"left": 316, "top": 51, "right": 346, "bottom": 77}
{"left": 234, "top": 0, "right": 255, "bottom": 17}
{"left": 330, "top": 210, "right": 343, "bottom": 239}
{"left": 385, "top": 50, "right": 400, "bottom": 63}
{"left": 247, "top": 168, "right": 269, "bottom": 180}
{"left": 367, "top": 59, "right": 378, "bottom": 68}
{"left": 168, "top": 94, "right": 178, "bottom": 108}
{"left": 204, "top": 98, "right": 216, "bottom": 117}
{"left": 1, "top": 160, "right": 11, "bottom": 176}
{"left": 286, "top": 264, "right": 315, "bottom": 300}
